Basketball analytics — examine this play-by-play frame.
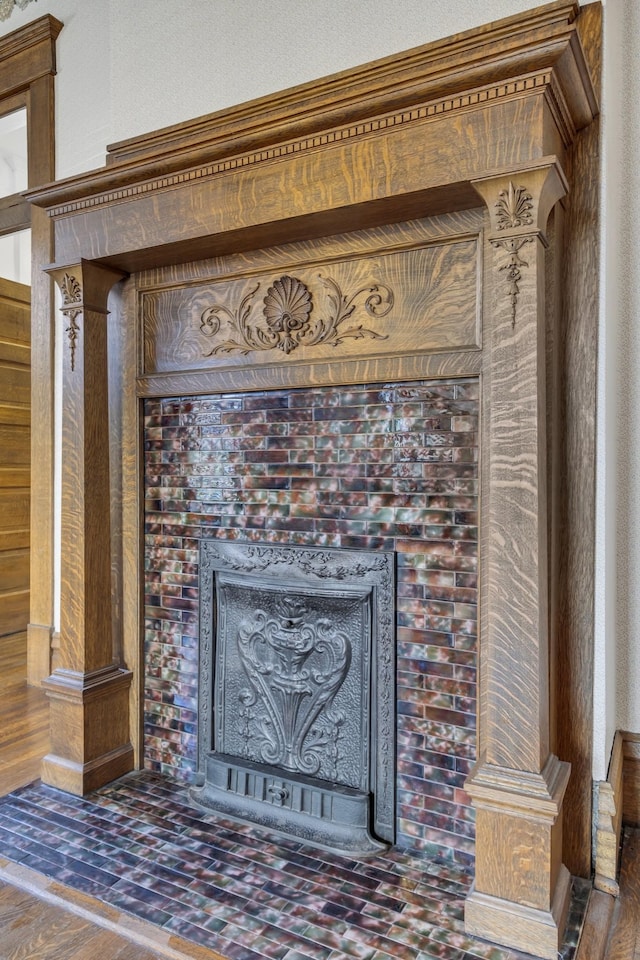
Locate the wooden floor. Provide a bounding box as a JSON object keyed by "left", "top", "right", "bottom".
{"left": 0, "top": 634, "right": 227, "bottom": 960}
{"left": 0, "top": 880, "right": 170, "bottom": 960}
{"left": 0, "top": 859, "right": 227, "bottom": 960}
{"left": 0, "top": 631, "right": 49, "bottom": 796}
{"left": 577, "top": 827, "right": 640, "bottom": 960}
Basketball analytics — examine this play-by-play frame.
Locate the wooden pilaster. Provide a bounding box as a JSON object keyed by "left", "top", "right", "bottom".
{"left": 464, "top": 161, "right": 572, "bottom": 959}
{"left": 41, "top": 260, "right": 133, "bottom": 795}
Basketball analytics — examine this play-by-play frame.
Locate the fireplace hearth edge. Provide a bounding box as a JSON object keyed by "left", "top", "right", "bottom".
{"left": 191, "top": 540, "right": 395, "bottom": 855}
{"left": 191, "top": 753, "right": 387, "bottom": 855}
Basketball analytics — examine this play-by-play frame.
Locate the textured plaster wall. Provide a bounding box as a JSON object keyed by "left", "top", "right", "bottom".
{"left": 0, "top": 0, "right": 632, "bottom": 778}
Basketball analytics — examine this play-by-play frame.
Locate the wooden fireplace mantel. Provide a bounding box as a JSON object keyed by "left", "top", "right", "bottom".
{"left": 26, "top": 3, "right": 600, "bottom": 957}
{"left": 28, "top": 2, "right": 597, "bottom": 273}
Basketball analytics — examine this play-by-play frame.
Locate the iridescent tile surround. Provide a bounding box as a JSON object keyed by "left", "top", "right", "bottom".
{"left": 0, "top": 774, "right": 589, "bottom": 960}
{"left": 144, "top": 380, "right": 479, "bottom": 863}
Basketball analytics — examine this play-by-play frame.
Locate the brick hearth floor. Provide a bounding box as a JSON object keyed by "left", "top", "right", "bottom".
{"left": 0, "top": 772, "right": 588, "bottom": 960}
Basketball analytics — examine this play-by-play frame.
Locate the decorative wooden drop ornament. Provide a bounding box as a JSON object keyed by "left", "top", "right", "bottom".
{"left": 491, "top": 235, "right": 534, "bottom": 329}
{"left": 490, "top": 182, "right": 536, "bottom": 328}
{"left": 59, "top": 272, "right": 82, "bottom": 371}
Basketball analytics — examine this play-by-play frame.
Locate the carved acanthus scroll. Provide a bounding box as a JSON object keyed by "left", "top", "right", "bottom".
{"left": 489, "top": 182, "right": 536, "bottom": 327}
{"left": 237, "top": 594, "right": 350, "bottom": 779}
{"left": 473, "top": 168, "right": 568, "bottom": 331}
{"left": 199, "top": 273, "right": 393, "bottom": 356}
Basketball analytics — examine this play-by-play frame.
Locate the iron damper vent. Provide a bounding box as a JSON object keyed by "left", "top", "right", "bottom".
{"left": 191, "top": 541, "right": 395, "bottom": 855}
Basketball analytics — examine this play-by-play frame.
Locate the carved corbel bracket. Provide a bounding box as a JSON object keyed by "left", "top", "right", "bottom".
{"left": 48, "top": 261, "right": 128, "bottom": 373}
{"left": 472, "top": 160, "right": 568, "bottom": 328}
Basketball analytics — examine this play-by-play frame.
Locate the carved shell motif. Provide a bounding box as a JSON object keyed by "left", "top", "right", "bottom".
{"left": 199, "top": 273, "right": 392, "bottom": 357}
{"left": 263, "top": 276, "right": 313, "bottom": 354}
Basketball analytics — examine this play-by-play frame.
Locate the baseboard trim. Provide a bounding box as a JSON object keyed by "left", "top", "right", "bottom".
{"left": 465, "top": 864, "right": 571, "bottom": 960}
{"left": 41, "top": 743, "right": 134, "bottom": 795}
{"left": 594, "top": 730, "right": 640, "bottom": 896}
{"left": 622, "top": 731, "right": 640, "bottom": 827}
{"left": 594, "top": 730, "right": 624, "bottom": 895}
{"left": 574, "top": 888, "right": 616, "bottom": 960}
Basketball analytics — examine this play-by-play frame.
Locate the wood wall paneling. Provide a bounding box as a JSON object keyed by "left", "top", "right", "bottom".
{"left": 0, "top": 279, "right": 30, "bottom": 640}
{"left": 0, "top": 15, "right": 62, "bottom": 686}
{"left": 0, "top": 631, "right": 49, "bottom": 795}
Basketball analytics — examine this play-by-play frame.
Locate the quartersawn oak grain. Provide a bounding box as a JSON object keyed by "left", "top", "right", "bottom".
{"left": 554, "top": 0, "right": 601, "bottom": 879}
{"left": 42, "top": 262, "right": 134, "bottom": 796}
{"left": 25, "top": 4, "right": 600, "bottom": 958}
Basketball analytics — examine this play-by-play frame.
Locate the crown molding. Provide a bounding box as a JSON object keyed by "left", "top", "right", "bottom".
{"left": 26, "top": 1, "right": 598, "bottom": 216}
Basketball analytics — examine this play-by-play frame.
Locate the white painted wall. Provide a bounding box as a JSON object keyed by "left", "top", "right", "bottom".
{"left": 0, "top": 0, "right": 634, "bottom": 779}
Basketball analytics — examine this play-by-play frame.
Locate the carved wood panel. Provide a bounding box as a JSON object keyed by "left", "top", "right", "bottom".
{"left": 141, "top": 219, "right": 481, "bottom": 379}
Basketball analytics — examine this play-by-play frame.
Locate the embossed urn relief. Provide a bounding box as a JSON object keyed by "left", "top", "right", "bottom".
{"left": 192, "top": 541, "right": 395, "bottom": 854}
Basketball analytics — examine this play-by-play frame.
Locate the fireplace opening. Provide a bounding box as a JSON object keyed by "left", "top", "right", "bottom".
{"left": 144, "top": 378, "right": 479, "bottom": 864}
{"left": 191, "top": 540, "right": 395, "bottom": 854}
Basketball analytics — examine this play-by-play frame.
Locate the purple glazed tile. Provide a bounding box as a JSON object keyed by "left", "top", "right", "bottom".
{"left": 142, "top": 380, "right": 480, "bottom": 861}
{"left": 0, "top": 777, "right": 589, "bottom": 960}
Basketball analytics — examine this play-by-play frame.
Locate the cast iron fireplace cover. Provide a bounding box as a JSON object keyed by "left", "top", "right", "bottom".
{"left": 191, "top": 540, "right": 395, "bottom": 854}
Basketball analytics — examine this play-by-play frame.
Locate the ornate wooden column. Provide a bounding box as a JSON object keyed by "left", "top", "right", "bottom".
{"left": 41, "top": 260, "right": 134, "bottom": 795}
{"left": 464, "top": 160, "right": 571, "bottom": 959}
